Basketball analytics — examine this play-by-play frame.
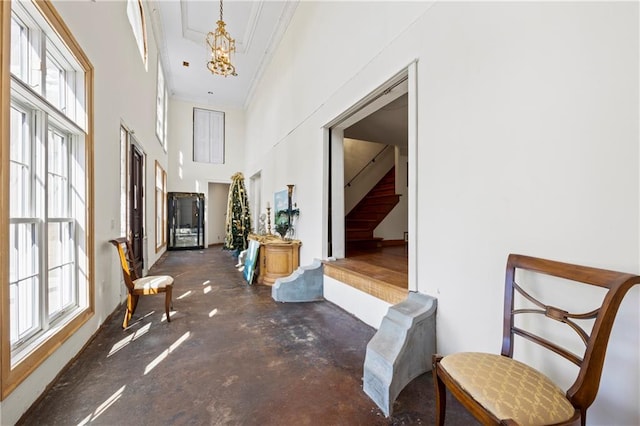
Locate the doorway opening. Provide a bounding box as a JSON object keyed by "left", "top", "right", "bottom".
{"left": 119, "top": 125, "right": 147, "bottom": 276}
{"left": 207, "top": 182, "right": 231, "bottom": 247}
{"left": 324, "top": 63, "right": 417, "bottom": 297}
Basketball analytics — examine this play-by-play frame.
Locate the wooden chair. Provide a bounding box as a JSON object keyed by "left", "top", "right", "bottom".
{"left": 109, "top": 238, "right": 173, "bottom": 328}
{"left": 432, "top": 254, "right": 640, "bottom": 426}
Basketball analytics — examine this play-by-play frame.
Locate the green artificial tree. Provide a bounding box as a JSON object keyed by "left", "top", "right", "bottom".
{"left": 223, "top": 172, "right": 252, "bottom": 255}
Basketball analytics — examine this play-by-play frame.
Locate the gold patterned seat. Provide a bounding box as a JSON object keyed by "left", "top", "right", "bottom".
{"left": 433, "top": 254, "right": 640, "bottom": 426}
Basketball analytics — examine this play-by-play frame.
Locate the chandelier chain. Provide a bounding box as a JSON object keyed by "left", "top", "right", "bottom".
{"left": 219, "top": 0, "right": 223, "bottom": 21}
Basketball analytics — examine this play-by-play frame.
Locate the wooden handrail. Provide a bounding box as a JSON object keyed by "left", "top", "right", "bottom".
{"left": 345, "top": 145, "right": 391, "bottom": 188}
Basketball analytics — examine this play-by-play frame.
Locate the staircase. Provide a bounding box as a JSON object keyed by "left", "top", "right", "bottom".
{"left": 346, "top": 167, "right": 400, "bottom": 253}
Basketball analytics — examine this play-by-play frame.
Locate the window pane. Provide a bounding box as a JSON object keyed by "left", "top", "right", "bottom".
{"left": 48, "top": 129, "right": 68, "bottom": 218}
{"left": 155, "top": 163, "right": 166, "bottom": 250}
{"left": 48, "top": 221, "right": 75, "bottom": 317}
{"left": 10, "top": 106, "right": 30, "bottom": 218}
{"left": 10, "top": 106, "right": 28, "bottom": 163}
{"left": 156, "top": 187, "right": 162, "bottom": 248}
{"left": 10, "top": 15, "right": 27, "bottom": 79}
{"left": 48, "top": 221, "right": 73, "bottom": 267}
{"left": 156, "top": 62, "right": 165, "bottom": 143}
{"left": 127, "top": 0, "right": 147, "bottom": 64}
{"left": 163, "top": 91, "right": 168, "bottom": 150}
{"left": 48, "top": 264, "right": 74, "bottom": 317}
{"left": 46, "top": 52, "right": 65, "bottom": 111}
{"left": 10, "top": 222, "right": 39, "bottom": 281}
{"left": 9, "top": 222, "right": 41, "bottom": 344}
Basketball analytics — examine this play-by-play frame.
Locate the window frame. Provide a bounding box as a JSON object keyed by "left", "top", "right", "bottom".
{"left": 154, "top": 161, "right": 167, "bottom": 252}
{"left": 127, "top": 0, "right": 147, "bottom": 68}
{"left": 155, "top": 59, "right": 168, "bottom": 150}
{"left": 193, "top": 107, "right": 225, "bottom": 164}
{"left": 1, "top": 0, "right": 94, "bottom": 399}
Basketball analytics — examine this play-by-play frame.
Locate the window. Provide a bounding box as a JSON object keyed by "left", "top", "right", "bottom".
{"left": 193, "top": 108, "right": 224, "bottom": 164}
{"left": 155, "top": 162, "right": 167, "bottom": 251}
{"left": 2, "top": 0, "right": 94, "bottom": 396}
{"left": 127, "top": 0, "right": 147, "bottom": 67}
{"left": 120, "top": 126, "right": 128, "bottom": 237}
{"left": 156, "top": 59, "right": 168, "bottom": 150}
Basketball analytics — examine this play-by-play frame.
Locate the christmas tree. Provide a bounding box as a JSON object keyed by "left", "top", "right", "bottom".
{"left": 223, "top": 172, "right": 252, "bottom": 255}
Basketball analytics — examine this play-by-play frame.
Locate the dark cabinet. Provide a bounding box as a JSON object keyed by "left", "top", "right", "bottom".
{"left": 168, "top": 192, "right": 205, "bottom": 250}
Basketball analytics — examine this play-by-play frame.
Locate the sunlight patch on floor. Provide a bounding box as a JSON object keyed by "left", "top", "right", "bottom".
{"left": 209, "top": 308, "right": 218, "bottom": 317}
{"left": 144, "top": 332, "right": 190, "bottom": 375}
{"left": 204, "top": 285, "right": 212, "bottom": 294}
{"left": 108, "top": 323, "right": 151, "bottom": 357}
{"left": 77, "top": 385, "right": 126, "bottom": 425}
{"left": 177, "top": 290, "right": 192, "bottom": 300}
{"left": 160, "top": 310, "right": 177, "bottom": 323}
{"left": 202, "top": 280, "right": 210, "bottom": 286}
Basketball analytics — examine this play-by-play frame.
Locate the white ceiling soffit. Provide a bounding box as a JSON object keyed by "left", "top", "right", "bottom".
{"left": 151, "top": 0, "right": 298, "bottom": 109}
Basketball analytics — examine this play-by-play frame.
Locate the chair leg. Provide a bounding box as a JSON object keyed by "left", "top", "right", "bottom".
{"left": 123, "top": 294, "right": 139, "bottom": 329}
{"left": 433, "top": 354, "right": 446, "bottom": 426}
{"left": 165, "top": 286, "right": 173, "bottom": 323}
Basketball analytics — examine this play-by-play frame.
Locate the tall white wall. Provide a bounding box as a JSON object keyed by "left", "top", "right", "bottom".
{"left": 245, "top": 2, "right": 639, "bottom": 425}
{"left": 0, "top": 1, "right": 170, "bottom": 423}
{"left": 245, "top": 1, "right": 432, "bottom": 264}
{"left": 167, "top": 99, "right": 245, "bottom": 247}
{"left": 167, "top": 99, "right": 245, "bottom": 194}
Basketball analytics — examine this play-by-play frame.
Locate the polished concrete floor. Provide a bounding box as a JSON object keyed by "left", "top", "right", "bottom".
{"left": 20, "top": 247, "right": 477, "bottom": 425}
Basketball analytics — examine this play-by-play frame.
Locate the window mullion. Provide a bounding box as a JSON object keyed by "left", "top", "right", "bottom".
{"left": 68, "top": 134, "right": 78, "bottom": 311}
{"left": 39, "top": 31, "right": 47, "bottom": 98}
{"left": 39, "top": 112, "right": 50, "bottom": 331}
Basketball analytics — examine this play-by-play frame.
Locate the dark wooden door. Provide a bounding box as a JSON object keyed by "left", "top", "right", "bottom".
{"left": 130, "top": 144, "right": 144, "bottom": 271}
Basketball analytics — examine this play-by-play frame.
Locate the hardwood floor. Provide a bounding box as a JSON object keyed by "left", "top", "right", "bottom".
{"left": 324, "top": 245, "right": 409, "bottom": 304}
{"left": 348, "top": 245, "right": 408, "bottom": 276}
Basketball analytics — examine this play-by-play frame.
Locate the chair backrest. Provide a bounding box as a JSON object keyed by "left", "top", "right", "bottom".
{"left": 109, "top": 238, "right": 140, "bottom": 292}
{"left": 502, "top": 254, "right": 640, "bottom": 418}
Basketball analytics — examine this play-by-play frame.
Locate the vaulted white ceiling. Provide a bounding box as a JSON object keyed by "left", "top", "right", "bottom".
{"left": 150, "top": 0, "right": 298, "bottom": 109}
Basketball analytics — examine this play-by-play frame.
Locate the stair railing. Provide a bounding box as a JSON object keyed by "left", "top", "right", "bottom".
{"left": 345, "top": 145, "right": 391, "bottom": 188}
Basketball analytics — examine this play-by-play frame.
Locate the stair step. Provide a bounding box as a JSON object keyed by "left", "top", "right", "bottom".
{"left": 349, "top": 203, "right": 398, "bottom": 216}
{"left": 346, "top": 238, "right": 383, "bottom": 251}
{"left": 347, "top": 229, "right": 374, "bottom": 240}
{"left": 346, "top": 219, "right": 378, "bottom": 228}
{"left": 345, "top": 166, "right": 399, "bottom": 241}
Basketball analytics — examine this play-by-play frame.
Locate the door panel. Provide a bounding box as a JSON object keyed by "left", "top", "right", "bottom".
{"left": 130, "top": 144, "right": 144, "bottom": 271}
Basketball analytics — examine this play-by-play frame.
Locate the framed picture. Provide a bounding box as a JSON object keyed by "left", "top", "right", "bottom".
{"left": 274, "top": 189, "right": 288, "bottom": 227}
{"left": 243, "top": 239, "right": 260, "bottom": 285}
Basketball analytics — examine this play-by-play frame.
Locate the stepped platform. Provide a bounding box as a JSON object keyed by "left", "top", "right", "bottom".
{"left": 323, "top": 246, "right": 408, "bottom": 304}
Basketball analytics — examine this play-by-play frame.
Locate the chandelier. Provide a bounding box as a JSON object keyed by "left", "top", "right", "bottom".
{"left": 206, "top": 0, "right": 237, "bottom": 77}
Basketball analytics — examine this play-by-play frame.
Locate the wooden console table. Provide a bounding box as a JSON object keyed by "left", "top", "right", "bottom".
{"left": 248, "top": 235, "right": 301, "bottom": 286}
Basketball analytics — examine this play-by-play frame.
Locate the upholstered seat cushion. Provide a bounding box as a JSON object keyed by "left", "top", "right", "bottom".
{"left": 440, "top": 352, "right": 575, "bottom": 425}
{"left": 133, "top": 275, "right": 174, "bottom": 292}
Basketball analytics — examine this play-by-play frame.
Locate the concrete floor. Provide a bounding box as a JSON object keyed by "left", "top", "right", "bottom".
{"left": 20, "top": 247, "right": 477, "bottom": 425}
